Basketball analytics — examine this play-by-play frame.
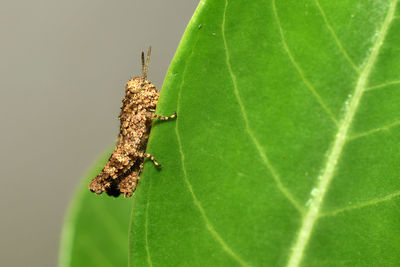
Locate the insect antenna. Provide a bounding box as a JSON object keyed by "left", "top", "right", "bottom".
{"left": 141, "top": 51, "right": 145, "bottom": 78}
{"left": 143, "top": 46, "right": 151, "bottom": 79}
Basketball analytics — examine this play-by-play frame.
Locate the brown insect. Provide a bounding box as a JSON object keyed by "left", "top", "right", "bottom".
{"left": 89, "top": 47, "right": 177, "bottom": 197}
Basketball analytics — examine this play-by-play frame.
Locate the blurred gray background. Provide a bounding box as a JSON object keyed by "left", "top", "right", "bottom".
{"left": 0, "top": 0, "right": 198, "bottom": 266}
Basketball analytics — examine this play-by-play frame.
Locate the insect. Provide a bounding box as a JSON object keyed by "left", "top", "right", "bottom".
{"left": 89, "top": 47, "right": 177, "bottom": 197}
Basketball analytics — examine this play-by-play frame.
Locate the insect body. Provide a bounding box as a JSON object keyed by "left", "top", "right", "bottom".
{"left": 89, "top": 47, "right": 176, "bottom": 197}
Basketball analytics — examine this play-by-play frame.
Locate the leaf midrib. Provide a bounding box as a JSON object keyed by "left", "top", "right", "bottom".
{"left": 286, "top": 1, "right": 398, "bottom": 266}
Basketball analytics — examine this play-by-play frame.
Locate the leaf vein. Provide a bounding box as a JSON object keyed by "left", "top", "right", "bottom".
{"left": 175, "top": 35, "right": 250, "bottom": 267}
{"left": 223, "top": 0, "right": 304, "bottom": 214}
{"left": 349, "top": 120, "right": 400, "bottom": 141}
{"left": 285, "top": 1, "right": 398, "bottom": 266}
{"left": 145, "top": 182, "right": 153, "bottom": 267}
{"left": 272, "top": 0, "right": 339, "bottom": 127}
{"left": 320, "top": 190, "right": 400, "bottom": 217}
{"left": 315, "top": 0, "right": 360, "bottom": 73}
{"left": 366, "top": 79, "right": 400, "bottom": 91}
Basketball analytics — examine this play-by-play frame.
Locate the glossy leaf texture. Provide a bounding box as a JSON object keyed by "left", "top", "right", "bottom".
{"left": 130, "top": 0, "right": 400, "bottom": 266}
{"left": 58, "top": 154, "right": 132, "bottom": 267}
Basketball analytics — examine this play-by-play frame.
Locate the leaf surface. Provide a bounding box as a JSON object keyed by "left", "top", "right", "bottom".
{"left": 58, "top": 154, "right": 132, "bottom": 267}
{"left": 130, "top": 0, "right": 400, "bottom": 266}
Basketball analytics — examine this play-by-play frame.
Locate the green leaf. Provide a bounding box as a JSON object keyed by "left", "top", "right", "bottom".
{"left": 58, "top": 153, "right": 133, "bottom": 267}
{"left": 129, "top": 0, "right": 400, "bottom": 266}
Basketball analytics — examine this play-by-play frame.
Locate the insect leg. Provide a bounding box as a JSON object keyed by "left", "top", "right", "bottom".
{"left": 152, "top": 112, "right": 177, "bottom": 121}
{"left": 137, "top": 152, "right": 161, "bottom": 167}
{"left": 119, "top": 170, "right": 140, "bottom": 198}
